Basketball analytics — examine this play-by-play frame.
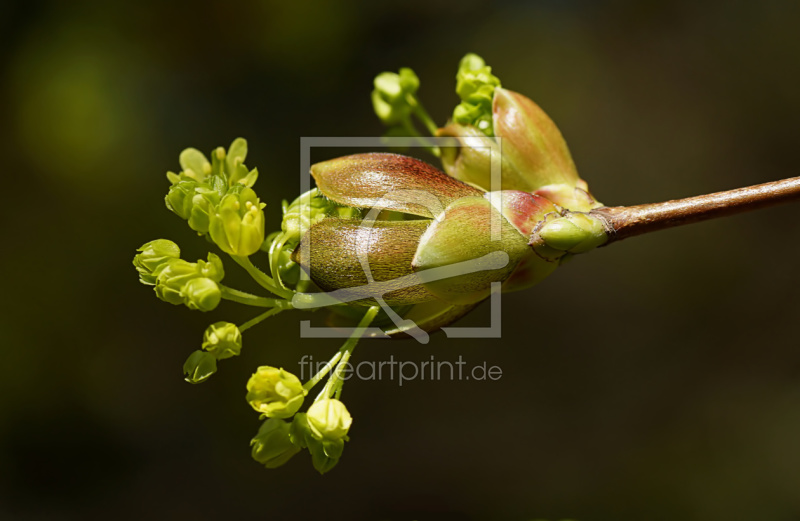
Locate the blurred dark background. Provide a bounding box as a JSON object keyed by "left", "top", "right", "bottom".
{"left": 1, "top": 1, "right": 799, "bottom": 520}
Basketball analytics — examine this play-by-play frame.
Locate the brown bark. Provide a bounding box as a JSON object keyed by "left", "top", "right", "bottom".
{"left": 589, "top": 176, "right": 800, "bottom": 244}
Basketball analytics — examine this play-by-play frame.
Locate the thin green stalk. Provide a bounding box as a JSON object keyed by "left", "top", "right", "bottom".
{"left": 231, "top": 255, "right": 294, "bottom": 300}
{"left": 219, "top": 285, "right": 287, "bottom": 308}
{"left": 303, "top": 351, "right": 344, "bottom": 392}
{"left": 410, "top": 98, "right": 439, "bottom": 137}
{"left": 315, "top": 306, "right": 380, "bottom": 401}
{"left": 239, "top": 307, "right": 285, "bottom": 333}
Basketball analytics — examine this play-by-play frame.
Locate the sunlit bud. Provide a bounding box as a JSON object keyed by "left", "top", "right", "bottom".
{"left": 202, "top": 322, "right": 242, "bottom": 360}
{"left": 133, "top": 239, "right": 180, "bottom": 285}
{"left": 209, "top": 186, "right": 266, "bottom": 256}
{"left": 246, "top": 367, "right": 306, "bottom": 419}
{"left": 183, "top": 350, "right": 217, "bottom": 384}
{"left": 306, "top": 398, "right": 352, "bottom": 442}
{"left": 250, "top": 418, "right": 301, "bottom": 469}
{"left": 181, "top": 277, "right": 221, "bottom": 312}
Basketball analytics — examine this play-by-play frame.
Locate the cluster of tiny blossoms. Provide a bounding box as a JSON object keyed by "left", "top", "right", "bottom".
{"left": 133, "top": 139, "right": 375, "bottom": 473}
{"left": 133, "top": 53, "right": 606, "bottom": 474}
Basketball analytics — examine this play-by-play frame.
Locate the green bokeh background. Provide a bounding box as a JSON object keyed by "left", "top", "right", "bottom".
{"left": 1, "top": 1, "right": 800, "bottom": 519}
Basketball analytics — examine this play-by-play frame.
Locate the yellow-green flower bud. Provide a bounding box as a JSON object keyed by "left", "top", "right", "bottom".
{"left": 250, "top": 418, "right": 301, "bottom": 469}
{"left": 281, "top": 189, "right": 361, "bottom": 246}
{"left": 181, "top": 277, "right": 221, "bottom": 312}
{"left": 209, "top": 186, "right": 266, "bottom": 256}
{"left": 153, "top": 258, "right": 200, "bottom": 305}
{"left": 187, "top": 186, "right": 221, "bottom": 234}
{"left": 371, "top": 68, "right": 419, "bottom": 126}
{"left": 165, "top": 180, "right": 199, "bottom": 220}
{"left": 202, "top": 322, "right": 242, "bottom": 359}
{"left": 453, "top": 53, "right": 501, "bottom": 135}
{"left": 289, "top": 413, "right": 342, "bottom": 474}
{"left": 197, "top": 253, "right": 225, "bottom": 283}
{"left": 245, "top": 367, "right": 306, "bottom": 418}
{"left": 183, "top": 350, "right": 217, "bottom": 384}
{"left": 306, "top": 398, "right": 352, "bottom": 442}
{"left": 133, "top": 239, "right": 180, "bottom": 285}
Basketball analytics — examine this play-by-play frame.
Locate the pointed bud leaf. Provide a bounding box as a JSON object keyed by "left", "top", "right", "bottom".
{"left": 250, "top": 418, "right": 301, "bottom": 469}
{"left": 183, "top": 350, "right": 217, "bottom": 384}
{"left": 412, "top": 197, "right": 530, "bottom": 304}
{"left": 311, "top": 153, "right": 483, "bottom": 218}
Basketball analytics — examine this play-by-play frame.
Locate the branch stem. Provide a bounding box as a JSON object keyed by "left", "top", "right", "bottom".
{"left": 590, "top": 176, "right": 800, "bottom": 244}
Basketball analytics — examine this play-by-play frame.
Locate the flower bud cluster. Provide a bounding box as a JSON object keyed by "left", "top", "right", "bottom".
{"left": 164, "top": 139, "right": 265, "bottom": 255}
{"left": 452, "top": 53, "right": 501, "bottom": 135}
{"left": 133, "top": 239, "right": 180, "bottom": 285}
{"left": 143, "top": 251, "right": 225, "bottom": 312}
{"left": 371, "top": 67, "right": 420, "bottom": 127}
{"left": 246, "top": 366, "right": 306, "bottom": 418}
{"left": 243, "top": 364, "right": 354, "bottom": 473}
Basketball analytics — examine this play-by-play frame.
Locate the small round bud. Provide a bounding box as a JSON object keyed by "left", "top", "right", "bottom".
{"left": 181, "top": 277, "right": 221, "bottom": 312}
{"left": 306, "top": 398, "right": 352, "bottom": 442}
{"left": 250, "top": 418, "right": 301, "bottom": 469}
{"left": 536, "top": 213, "right": 608, "bottom": 255}
{"left": 202, "top": 322, "right": 242, "bottom": 359}
{"left": 245, "top": 367, "right": 306, "bottom": 418}
{"left": 183, "top": 350, "right": 217, "bottom": 384}
{"left": 133, "top": 239, "right": 180, "bottom": 285}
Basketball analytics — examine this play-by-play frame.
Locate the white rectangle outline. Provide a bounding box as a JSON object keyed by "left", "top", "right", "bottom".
{"left": 299, "top": 136, "right": 503, "bottom": 339}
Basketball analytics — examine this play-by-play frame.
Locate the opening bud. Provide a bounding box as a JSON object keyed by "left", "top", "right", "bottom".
{"left": 202, "top": 322, "right": 242, "bottom": 359}
{"left": 209, "top": 186, "right": 266, "bottom": 256}
{"left": 133, "top": 239, "right": 180, "bottom": 285}
{"left": 246, "top": 367, "right": 306, "bottom": 419}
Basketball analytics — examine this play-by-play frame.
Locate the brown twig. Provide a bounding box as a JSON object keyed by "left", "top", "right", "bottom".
{"left": 590, "top": 176, "right": 800, "bottom": 244}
